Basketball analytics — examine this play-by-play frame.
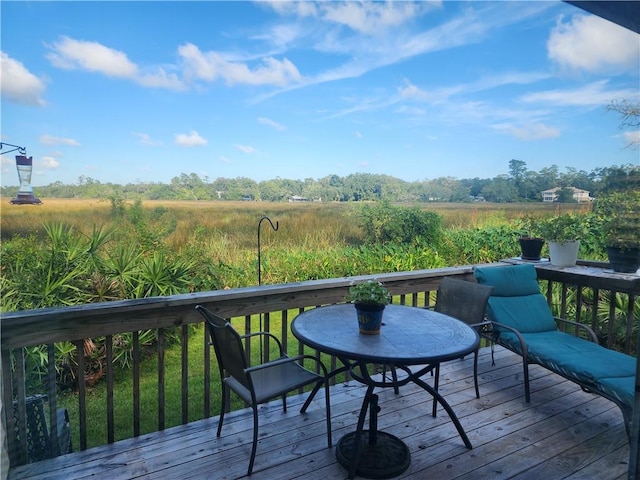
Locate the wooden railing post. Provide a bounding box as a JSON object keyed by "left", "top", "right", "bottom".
{"left": 630, "top": 326, "right": 640, "bottom": 480}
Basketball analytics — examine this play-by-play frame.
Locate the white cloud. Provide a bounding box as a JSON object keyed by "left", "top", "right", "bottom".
{"left": 219, "top": 156, "right": 232, "bottom": 164}
{"left": 46, "top": 36, "right": 186, "bottom": 91}
{"left": 133, "top": 132, "right": 161, "bottom": 146}
{"left": 320, "top": 1, "right": 431, "bottom": 35}
{"left": 137, "top": 69, "right": 185, "bottom": 91}
{"left": 41, "top": 156, "right": 60, "bottom": 169}
{"left": 178, "top": 43, "right": 301, "bottom": 87}
{"left": 174, "top": 130, "right": 207, "bottom": 147}
{"left": 521, "top": 80, "right": 638, "bottom": 107}
{"left": 493, "top": 122, "right": 561, "bottom": 141}
{"left": 623, "top": 130, "right": 640, "bottom": 146}
{"left": 398, "top": 82, "right": 433, "bottom": 101}
{"left": 511, "top": 123, "right": 561, "bottom": 141}
{"left": 0, "top": 52, "right": 46, "bottom": 106}
{"left": 395, "top": 105, "right": 426, "bottom": 116}
{"left": 262, "top": 1, "right": 319, "bottom": 19}
{"left": 39, "top": 134, "right": 81, "bottom": 146}
{"left": 399, "top": 72, "right": 551, "bottom": 105}
{"left": 258, "top": 117, "right": 287, "bottom": 130}
{"left": 253, "top": 3, "right": 555, "bottom": 103}
{"left": 547, "top": 14, "right": 640, "bottom": 74}
{"left": 252, "top": 23, "right": 303, "bottom": 50}
{"left": 265, "top": 1, "right": 440, "bottom": 35}
{"left": 46, "top": 36, "right": 138, "bottom": 77}
{"left": 235, "top": 144, "right": 255, "bottom": 154}
{"left": 355, "top": 131, "right": 363, "bottom": 139}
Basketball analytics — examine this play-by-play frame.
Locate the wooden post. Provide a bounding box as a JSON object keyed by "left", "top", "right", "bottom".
{"left": 629, "top": 328, "right": 640, "bottom": 480}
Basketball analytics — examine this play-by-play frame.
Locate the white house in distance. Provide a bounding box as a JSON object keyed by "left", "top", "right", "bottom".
{"left": 541, "top": 186, "right": 591, "bottom": 203}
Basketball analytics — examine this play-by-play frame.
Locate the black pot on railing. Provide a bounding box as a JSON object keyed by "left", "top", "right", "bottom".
{"left": 519, "top": 237, "right": 545, "bottom": 261}
{"left": 607, "top": 246, "right": 640, "bottom": 273}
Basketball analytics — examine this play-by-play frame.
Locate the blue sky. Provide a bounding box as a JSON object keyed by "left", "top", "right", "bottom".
{"left": 1, "top": 1, "right": 639, "bottom": 187}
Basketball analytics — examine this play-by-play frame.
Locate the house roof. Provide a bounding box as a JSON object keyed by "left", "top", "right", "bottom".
{"left": 565, "top": 1, "right": 640, "bottom": 34}
{"left": 541, "top": 187, "right": 590, "bottom": 194}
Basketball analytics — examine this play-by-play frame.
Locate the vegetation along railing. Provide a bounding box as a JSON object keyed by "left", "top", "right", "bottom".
{"left": 2, "top": 262, "right": 639, "bottom": 472}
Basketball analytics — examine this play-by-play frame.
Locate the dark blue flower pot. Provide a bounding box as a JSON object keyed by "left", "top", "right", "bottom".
{"left": 355, "top": 303, "right": 385, "bottom": 335}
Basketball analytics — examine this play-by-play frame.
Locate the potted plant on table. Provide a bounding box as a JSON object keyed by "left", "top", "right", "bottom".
{"left": 537, "top": 213, "right": 584, "bottom": 267}
{"left": 346, "top": 280, "right": 391, "bottom": 335}
{"left": 596, "top": 191, "right": 640, "bottom": 273}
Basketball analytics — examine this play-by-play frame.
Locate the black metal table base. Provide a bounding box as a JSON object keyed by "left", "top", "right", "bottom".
{"left": 336, "top": 430, "right": 411, "bottom": 479}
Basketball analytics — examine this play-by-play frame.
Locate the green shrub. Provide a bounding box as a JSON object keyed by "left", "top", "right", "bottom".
{"left": 358, "top": 200, "right": 442, "bottom": 246}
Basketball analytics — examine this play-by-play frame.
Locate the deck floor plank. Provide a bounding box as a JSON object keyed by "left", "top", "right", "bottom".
{"left": 8, "top": 347, "right": 631, "bottom": 480}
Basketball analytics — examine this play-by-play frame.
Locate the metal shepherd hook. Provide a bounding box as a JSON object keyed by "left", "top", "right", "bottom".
{"left": 257, "top": 216, "right": 279, "bottom": 286}
{"left": 257, "top": 216, "right": 279, "bottom": 361}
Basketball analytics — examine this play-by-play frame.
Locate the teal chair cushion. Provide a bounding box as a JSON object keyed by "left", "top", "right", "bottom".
{"left": 597, "top": 376, "right": 636, "bottom": 409}
{"left": 474, "top": 264, "right": 540, "bottom": 297}
{"left": 487, "top": 295, "right": 557, "bottom": 333}
{"left": 498, "top": 331, "right": 636, "bottom": 384}
{"left": 475, "top": 264, "right": 556, "bottom": 333}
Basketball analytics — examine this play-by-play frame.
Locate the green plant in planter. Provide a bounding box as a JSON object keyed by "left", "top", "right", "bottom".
{"left": 595, "top": 191, "right": 640, "bottom": 273}
{"left": 517, "top": 215, "right": 544, "bottom": 239}
{"left": 514, "top": 216, "right": 546, "bottom": 260}
{"left": 346, "top": 280, "right": 391, "bottom": 306}
{"left": 537, "top": 214, "right": 585, "bottom": 244}
{"left": 596, "top": 191, "right": 640, "bottom": 252}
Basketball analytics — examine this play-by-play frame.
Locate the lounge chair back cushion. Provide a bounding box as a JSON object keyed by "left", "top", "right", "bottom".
{"left": 474, "top": 264, "right": 557, "bottom": 333}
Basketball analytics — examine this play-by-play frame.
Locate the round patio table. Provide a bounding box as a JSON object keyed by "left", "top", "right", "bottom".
{"left": 292, "top": 303, "right": 479, "bottom": 479}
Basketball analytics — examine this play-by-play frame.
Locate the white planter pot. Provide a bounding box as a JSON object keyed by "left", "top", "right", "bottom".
{"left": 548, "top": 241, "right": 580, "bottom": 267}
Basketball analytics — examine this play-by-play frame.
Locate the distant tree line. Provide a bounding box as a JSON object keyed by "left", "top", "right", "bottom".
{"left": 2, "top": 162, "right": 637, "bottom": 203}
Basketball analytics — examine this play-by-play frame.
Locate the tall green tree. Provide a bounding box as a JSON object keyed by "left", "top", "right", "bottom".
{"left": 481, "top": 175, "right": 517, "bottom": 203}
{"left": 508, "top": 159, "right": 527, "bottom": 199}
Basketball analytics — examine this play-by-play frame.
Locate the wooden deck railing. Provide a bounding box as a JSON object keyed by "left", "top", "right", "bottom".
{"left": 2, "top": 261, "right": 639, "bottom": 474}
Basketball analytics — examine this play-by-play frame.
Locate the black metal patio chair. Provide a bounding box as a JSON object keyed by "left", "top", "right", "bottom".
{"left": 12, "top": 394, "right": 72, "bottom": 463}
{"left": 195, "top": 305, "right": 332, "bottom": 476}
{"left": 431, "top": 277, "right": 493, "bottom": 416}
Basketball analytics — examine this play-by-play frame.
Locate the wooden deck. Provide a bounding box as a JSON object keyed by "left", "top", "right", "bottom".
{"left": 8, "top": 346, "right": 631, "bottom": 480}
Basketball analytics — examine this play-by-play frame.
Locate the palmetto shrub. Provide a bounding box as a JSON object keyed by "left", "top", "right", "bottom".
{"left": 2, "top": 213, "right": 198, "bottom": 390}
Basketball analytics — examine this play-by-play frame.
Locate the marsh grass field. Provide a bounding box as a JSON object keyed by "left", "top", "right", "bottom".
{"left": 1, "top": 196, "right": 585, "bottom": 243}
{"left": 2, "top": 197, "right": 591, "bottom": 284}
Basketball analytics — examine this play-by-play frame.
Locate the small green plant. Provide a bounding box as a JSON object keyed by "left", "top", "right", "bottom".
{"left": 517, "top": 215, "right": 544, "bottom": 239}
{"left": 346, "top": 280, "right": 391, "bottom": 305}
{"left": 537, "top": 214, "right": 585, "bottom": 244}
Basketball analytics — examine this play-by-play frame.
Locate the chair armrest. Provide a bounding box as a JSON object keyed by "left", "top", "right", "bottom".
{"left": 245, "top": 354, "right": 329, "bottom": 376}
{"left": 470, "top": 320, "right": 493, "bottom": 340}
{"left": 470, "top": 319, "right": 491, "bottom": 329}
{"left": 240, "top": 331, "right": 285, "bottom": 355}
{"left": 554, "top": 317, "right": 599, "bottom": 343}
{"left": 490, "top": 321, "right": 530, "bottom": 358}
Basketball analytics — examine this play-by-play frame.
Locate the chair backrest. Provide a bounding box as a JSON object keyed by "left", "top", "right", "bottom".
{"left": 434, "top": 277, "right": 493, "bottom": 327}
{"left": 474, "top": 264, "right": 557, "bottom": 334}
{"left": 195, "top": 305, "right": 252, "bottom": 390}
